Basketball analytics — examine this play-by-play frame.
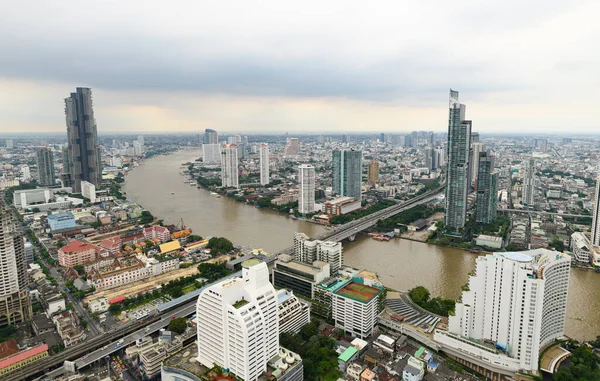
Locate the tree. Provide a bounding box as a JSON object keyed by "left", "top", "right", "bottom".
{"left": 169, "top": 286, "right": 184, "bottom": 299}
{"left": 187, "top": 235, "right": 203, "bottom": 242}
{"left": 139, "top": 211, "right": 154, "bottom": 225}
{"left": 300, "top": 321, "right": 318, "bottom": 341}
{"left": 207, "top": 237, "right": 234, "bottom": 256}
{"left": 109, "top": 304, "right": 122, "bottom": 315}
{"left": 73, "top": 265, "right": 85, "bottom": 276}
{"left": 168, "top": 317, "right": 188, "bottom": 334}
{"left": 409, "top": 286, "right": 430, "bottom": 306}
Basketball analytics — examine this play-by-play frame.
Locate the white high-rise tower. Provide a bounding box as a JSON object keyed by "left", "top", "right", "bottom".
{"left": 298, "top": 164, "right": 315, "bottom": 214}
{"left": 220, "top": 144, "right": 239, "bottom": 188}
{"left": 592, "top": 176, "right": 600, "bottom": 246}
{"left": 196, "top": 261, "right": 279, "bottom": 381}
{"left": 259, "top": 143, "right": 270, "bottom": 186}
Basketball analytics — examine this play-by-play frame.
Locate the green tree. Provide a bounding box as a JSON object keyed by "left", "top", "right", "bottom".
{"left": 207, "top": 237, "right": 234, "bottom": 255}
{"left": 409, "top": 286, "right": 430, "bottom": 306}
{"left": 169, "top": 286, "right": 184, "bottom": 298}
{"left": 168, "top": 317, "right": 188, "bottom": 334}
{"left": 187, "top": 235, "right": 203, "bottom": 242}
{"left": 73, "top": 265, "right": 85, "bottom": 276}
{"left": 109, "top": 304, "right": 122, "bottom": 315}
{"left": 299, "top": 322, "right": 318, "bottom": 341}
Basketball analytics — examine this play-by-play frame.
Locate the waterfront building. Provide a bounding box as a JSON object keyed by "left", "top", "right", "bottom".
{"left": 444, "top": 90, "right": 472, "bottom": 231}
{"left": 332, "top": 281, "right": 383, "bottom": 339}
{"left": 475, "top": 152, "right": 497, "bottom": 224}
{"left": 58, "top": 240, "right": 103, "bottom": 268}
{"left": 36, "top": 147, "right": 55, "bottom": 186}
{"left": 470, "top": 142, "right": 484, "bottom": 188}
{"left": 277, "top": 289, "right": 310, "bottom": 335}
{"left": 143, "top": 225, "right": 171, "bottom": 242}
{"left": 434, "top": 249, "right": 571, "bottom": 378}
{"left": 80, "top": 180, "right": 96, "bottom": 203}
{"left": 522, "top": 157, "right": 536, "bottom": 208}
{"left": 259, "top": 143, "right": 270, "bottom": 186}
{"left": 332, "top": 149, "right": 363, "bottom": 201}
{"left": 322, "top": 196, "right": 361, "bottom": 217}
{"left": 273, "top": 254, "right": 330, "bottom": 299}
{"left": 0, "top": 202, "right": 32, "bottom": 326}
{"left": 367, "top": 159, "right": 379, "bottom": 186}
{"left": 202, "top": 143, "right": 221, "bottom": 164}
{"left": 592, "top": 176, "right": 600, "bottom": 246}
{"left": 293, "top": 232, "right": 343, "bottom": 273}
{"left": 220, "top": 144, "right": 239, "bottom": 188}
{"left": 47, "top": 212, "right": 76, "bottom": 231}
{"left": 133, "top": 141, "right": 143, "bottom": 156}
{"left": 298, "top": 164, "right": 315, "bottom": 214}
{"left": 63, "top": 87, "right": 102, "bottom": 193}
{"left": 203, "top": 128, "right": 218, "bottom": 144}
{"left": 196, "top": 260, "right": 279, "bottom": 381}
{"left": 570, "top": 232, "right": 591, "bottom": 265}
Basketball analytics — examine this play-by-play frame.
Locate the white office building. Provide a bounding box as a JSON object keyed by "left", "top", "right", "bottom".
{"left": 293, "top": 233, "right": 343, "bottom": 273}
{"left": 332, "top": 281, "right": 383, "bottom": 339}
{"left": 259, "top": 143, "right": 270, "bottom": 186}
{"left": 435, "top": 249, "right": 571, "bottom": 378}
{"left": 220, "top": 144, "right": 239, "bottom": 188}
{"left": 298, "top": 164, "right": 315, "bottom": 214}
{"left": 80, "top": 181, "right": 97, "bottom": 203}
{"left": 277, "top": 289, "right": 310, "bottom": 335}
{"left": 196, "top": 260, "right": 279, "bottom": 381}
{"left": 202, "top": 143, "right": 221, "bottom": 164}
{"left": 591, "top": 176, "right": 600, "bottom": 246}
{"left": 21, "top": 166, "right": 31, "bottom": 181}
{"left": 13, "top": 188, "right": 53, "bottom": 209}
{"left": 133, "top": 141, "right": 143, "bottom": 156}
{"left": 522, "top": 157, "right": 535, "bottom": 207}
{"left": 570, "top": 232, "right": 591, "bottom": 264}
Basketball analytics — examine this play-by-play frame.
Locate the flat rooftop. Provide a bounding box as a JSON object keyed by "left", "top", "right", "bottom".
{"left": 334, "top": 281, "right": 381, "bottom": 303}
{"left": 276, "top": 260, "right": 328, "bottom": 276}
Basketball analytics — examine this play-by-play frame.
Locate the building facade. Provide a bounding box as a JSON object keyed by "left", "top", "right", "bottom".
{"left": 203, "top": 129, "right": 218, "bottom": 144}
{"left": 332, "top": 281, "right": 382, "bottom": 339}
{"left": 196, "top": 261, "right": 279, "bottom": 381}
{"left": 475, "top": 152, "right": 497, "bottom": 224}
{"left": 202, "top": 143, "right": 221, "bottom": 164}
{"left": 259, "top": 143, "right": 270, "bottom": 186}
{"left": 332, "top": 149, "right": 363, "bottom": 201}
{"left": 36, "top": 147, "right": 55, "bottom": 186}
{"left": 436, "top": 249, "right": 571, "bottom": 376}
{"left": 591, "top": 176, "right": 600, "bottom": 246}
{"left": 444, "top": 90, "right": 472, "bottom": 231}
{"left": 220, "top": 144, "right": 239, "bottom": 188}
{"left": 47, "top": 212, "right": 76, "bottom": 231}
{"left": 273, "top": 255, "right": 330, "bottom": 300}
{"left": 277, "top": 289, "right": 310, "bottom": 335}
{"left": 63, "top": 87, "right": 102, "bottom": 193}
{"left": 80, "top": 181, "right": 97, "bottom": 203}
{"left": 522, "top": 157, "right": 536, "bottom": 208}
{"left": 0, "top": 202, "right": 32, "bottom": 326}
{"left": 58, "top": 240, "right": 101, "bottom": 268}
{"left": 367, "top": 160, "right": 379, "bottom": 186}
{"left": 298, "top": 164, "right": 315, "bottom": 214}
{"left": 293, "top": 233, "right": 343, "bottom": 273}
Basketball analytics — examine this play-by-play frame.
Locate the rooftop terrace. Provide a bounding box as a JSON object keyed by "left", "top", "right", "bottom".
{"left": 335, "top": 281, "right": 381, "bottom": 303}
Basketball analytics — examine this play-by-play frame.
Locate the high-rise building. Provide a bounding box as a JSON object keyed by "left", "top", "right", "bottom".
{"left": 293, "top": 233, "right": 343, "bottom": 273}
{"left": 36, "top": 148, "right": 55, "bottom": 186}
{"left": 367, "top": 159, "right": 379, "bottom": 186}
{"left": 284, "top": 138, "right": 299, "bottom": 156}
{"left": 196, "top": 261, "right": 279, "bottom": 381}
{"left": 444, "top": 90, "right": 472, "bottom": 231}
{"left": 202, "top": 143, "right": 221, "bottom": 164}
{"left": 591, "top": 176, "right": 600, "bottom": 246}
{"left": 471, "top": 132, "right": 480, "bottom": 143}
{"left": 298, "top": 164, "right": 315, "bottom": 214}
{"left": 425, "top": 147, "right": 438, "bottom": 171}
{"left": 470, "top": 142, "right": 484, "bottom": 188}
{"left": 0, "top": 202, "right": 32, "bottom": 326}
{"left": 332, "top": 149, "right": 363, "bottom": 201}
{"left": 220, "top": 144, "right": 239, "bottom": 188}
{"left": 277, "top": 289, "right": 310, "bottom": 335}
{"left": 137, "top": 135, "right": 145, "bottom": 146}
{"left": 435, "top": 249, "right": 571, "bottom": 376}
{"left": 259, "top": 143, "right": 270, "bottom": 186}
{"left": 64, "top": 87, "right": 102, "bottom": 193}
{"left": 522, "top": 157, "right": 535, "bottom": 208}
{"left": 133, "top": 141, "right": 143, "bottom": 156}
{"left": 475, "top": 152, "right": 497, "bottom": 224}
{"left": 428, "top": 131, "right": 435, "bottom": 147}
{"left": 203, "top": 129, "right": 218, "bottom": 144}
{"left": 20, "top": 166, "right": 31, "bottom": 182}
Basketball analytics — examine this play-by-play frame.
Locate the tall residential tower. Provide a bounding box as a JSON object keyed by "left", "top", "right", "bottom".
{"left": 203, "top": 129, "right": 218, "bottom": 144}
{"left": 259, "top": 143, "right": 270, "bottom": 186}
{"left": 332, "top": 149, "right": 363, "bottom": 201}
{"left": 592, "top": 176, "right": 600, "bottom": 246}
{"left": 36, "top": 147, "right": 55, "bottom": 186}
{"left": 444, "top": 90, "right": 472, "bottom": 231}
{"left": 298, "top": 164, "right": 315, "bottom": 214}
{"left": 523, "top": 157, "right": 536, "bottom": 208}
{"left": 475, "top": 152, "right": 498, "bottom": 224}
{"left": 220, "top": 144, "right": 239, "bottom": 188}
{"left": 63, "top": 87, "right": 102, "bottom": 193}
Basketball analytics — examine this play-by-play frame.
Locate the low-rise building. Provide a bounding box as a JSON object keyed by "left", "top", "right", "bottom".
{"left": 13, "top": 188, "right": 53, "bottom": 209}
{"left": 273, "top": 255, "right": 330, "bottom": 299}
{"left": 0, "top": 344, "right": 49, "bottom": 376}
{"left": 138, "top": 338, "right": 184, "bottom": 379}
{"left": 88, "top": 256, "right": 149, "bottom": 290}
{"left": 53, "top": 310, "right": 85, "bottom": 347}
{"left": 58, "top": 240, "right": 103, "bottom": 268}
{"left": 99, "top": 236, "right": 122, "bottom": 255}
{"left": 144, "top": 225, "right": 171, "bottom": 242}
{"left": 147, "top": 257, "right": 179, "bottom": 276}
{"left": 47, "top": 212, "right": 76, "bottom": 231}
{"left": 277, "top": 289, "right": 310, "bottom": 335}
{"left": 346, "top": 363, "right": 364, "bottom": 381}
{"left": 87, "top": 297, "right": 110, "bottom": 313}
{"left": 322, "top": 196, "right": 361, "bottom": 216}
{"left": 338, "top": 346, "right": 359, "bottom": 372}
{"left": 81, "top": 180, "right": 97, "bottom": 203}
{"left": 402, "top": 356, "right": 425, "bottom": 381}
{"left": 475, "top": 234, "right": 503, "bottom": 249}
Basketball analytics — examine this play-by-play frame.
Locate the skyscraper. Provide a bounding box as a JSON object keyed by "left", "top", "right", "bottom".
{"left": 436, "top": 249, "right": 570, "bottom": 375}
{"left": 332, "top": 149, "right": 363, "bottom": 201}
{"left": 0, "top": 202, "right": 32, "bottom": 326}
{"left": 298, "top": 164, "right": 315, "bottom": 214}
{"left": 591, "top": 176, "right": 600, "bottom": 246}
{"left": 220, "top": 144, "right": 239, "bottom": 188}
{"left": 259, "top": 143, "right": 270, "bottom": 186}
{"left": 522, "top": 157, "right": 535, "bottom": 208}
{"left": 475, "top": 152, "right": 498, "bottom": 224}
{"left": 367, "top": 159, "right": 379, "bottom": 187}
{"left": 203, "top": 129, "right": 218, "bottom": 144}
{"left": 36, "top": 148, "right": 55, "bottom": 186}
{"left": 64, "top": 87, "right": 102, "bottom": 193}
{"left": 470, "top": 142, "right": 484, "bottom": 188}
{"left": 444, "top": 90, "right": 472, "bottom": 231}
{"left": 284, "top": 138, "right": 299, "bottom": 156}
{"left": 196, "top": 261, "right": 279, "bottom": 381}
{"left": 425, "top": 147, "right": 438, "bottom": 171}
{"left": 202, "top": 143, "right": 221, "bottom": 164}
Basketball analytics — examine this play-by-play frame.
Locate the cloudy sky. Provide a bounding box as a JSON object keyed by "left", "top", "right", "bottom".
{"left": 1, "top": 1, "right": 599, "bottom": 134}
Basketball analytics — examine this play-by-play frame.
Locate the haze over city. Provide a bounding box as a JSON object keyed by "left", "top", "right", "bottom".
{"left": 1, "top": 0, "right": 600, "bottom": 134}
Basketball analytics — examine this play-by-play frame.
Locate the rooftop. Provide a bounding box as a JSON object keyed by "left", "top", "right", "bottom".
{"left": 276, "top": 260, "right": 329, "bottom": 277}
{"left": 159, "top": 240, "right": 181, "bottom": 254}
{"left": 0, "top": 344, "right": 48, "bottom": 369}
{"left": 242, "top": 259, "right": 261, "bottom": 268}
{"left": 60, "top": 240, "right": 100, "bottom": 254}
{"left": 334, "top": 281, "right": 381, "bottom": 303}
{"left": 338, "top": 346, "right": 358, "bottom": 362}
{"left": 47, "top": 212, "right": 74, "bottom": 220}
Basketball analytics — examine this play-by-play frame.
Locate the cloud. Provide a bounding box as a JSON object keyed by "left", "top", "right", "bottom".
{"left": 0, "top": 0, "right": 599, "bottom": 133}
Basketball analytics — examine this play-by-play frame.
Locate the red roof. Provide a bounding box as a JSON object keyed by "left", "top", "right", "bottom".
{"left": 0, "top": 344, "right": 48, "bottom": 369}
{"left": 60, "top": 240, "right": 100, "bottom": 254}
{"left": 100, "top": 237, "right": 122, "bottom": 250}
{"left": 0, "top": 340, "right": 19, "bottom": 360}
{"left": 109, "top": 295, "right": 126, "bottom": 304}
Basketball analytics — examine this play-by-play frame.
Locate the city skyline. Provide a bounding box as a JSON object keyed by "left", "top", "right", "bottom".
{"left": 1, "top": 1, "right": 599, "bottom": 134}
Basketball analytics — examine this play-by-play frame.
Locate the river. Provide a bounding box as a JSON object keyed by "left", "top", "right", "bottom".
{"left": 123, "top": 149, "right": 600, "bottom": 341}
